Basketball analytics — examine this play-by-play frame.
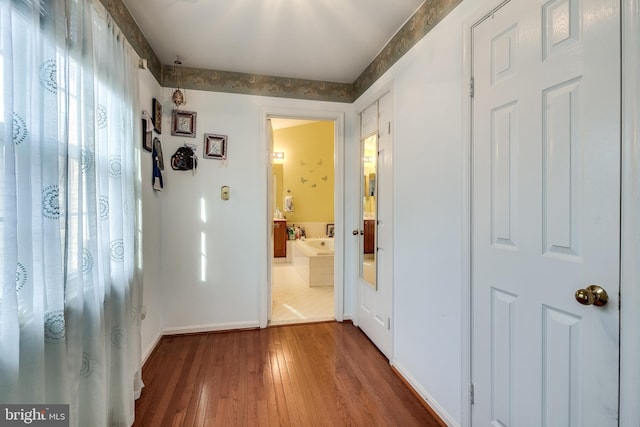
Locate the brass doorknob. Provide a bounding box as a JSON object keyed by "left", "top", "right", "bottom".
{"left": 575, "top": 285, "right": 608, "bottom": 307}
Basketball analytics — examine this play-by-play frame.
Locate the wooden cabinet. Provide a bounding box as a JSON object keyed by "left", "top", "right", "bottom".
{"left": 364, "top": 219, "right": 375, "bottom": 254}
{"left": 274, "top": 220, "right": 287, "bottom": 258}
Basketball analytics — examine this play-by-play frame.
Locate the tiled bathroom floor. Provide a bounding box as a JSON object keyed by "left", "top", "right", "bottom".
{"left": 270, "top": 263, "right": 334, "bottom": 325}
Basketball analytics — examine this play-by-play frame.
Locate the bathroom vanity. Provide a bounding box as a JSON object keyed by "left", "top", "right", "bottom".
{"left": 274, "top": 219, "right": 287, "bottom": 258}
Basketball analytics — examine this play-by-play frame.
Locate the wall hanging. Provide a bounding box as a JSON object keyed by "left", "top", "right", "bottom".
{"left": 170, "top": 145, "right": 198, "bottom": 171}
{"left": 203, "top": 133, "right": 227, "bottom": 160}
{"left": 153, "top": 137, "right": 164, "bottom": 170}
{"left": 171, "top": 57, "right": 187, "bottom": 108}
{"left": 152, "top": 141, "right": 163, "bottom": 191}
{"left": 284, "top": 190, "right": 293, "bottom": 212}
{"left": 171, "top": 110, "right": 197, "bottom": 137}
{"left": 152, "top": 98, "right": 162, "bottom": 134}
{"left": 142, "top": 118, "right": 152, "bottom": 152}
{"left": 326, "top": 223, "right": 335, "bottom": 237}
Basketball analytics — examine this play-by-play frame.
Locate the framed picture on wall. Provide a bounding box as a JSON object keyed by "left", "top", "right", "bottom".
{"left": 171, "top": 110, "right": 197, "bottom": 137}
{"left": 142, "top": 119, "right": 152, "bottom": 152}
{"left": 326, "top": 223, "right": 335, "bottom": 238}
{"left": 203, "top": 133, "right": 228, "bottom": 159}
{"left": 152, "top": 98, "right": 162, "bottom": 134}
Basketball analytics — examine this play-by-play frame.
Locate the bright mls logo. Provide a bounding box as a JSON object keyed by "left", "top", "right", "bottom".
{"left": 0, "top": 405, "right": 69, "bottom": 426}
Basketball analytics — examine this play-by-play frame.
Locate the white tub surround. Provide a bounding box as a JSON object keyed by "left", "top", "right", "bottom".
{"left": 293, "top": 238, "right": 334, "bottom": 287}
{"left": 286, "top": 222, "right": 334, "bottom": 238}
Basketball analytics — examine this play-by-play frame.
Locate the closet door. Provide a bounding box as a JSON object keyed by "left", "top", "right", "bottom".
{"left": 356, "top": 92, "right": 393, "bottom": 358}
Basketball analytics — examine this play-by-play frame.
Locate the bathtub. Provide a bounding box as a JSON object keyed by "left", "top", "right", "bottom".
{"left": 293, "top": 238, "right": 334, "bottom": 287}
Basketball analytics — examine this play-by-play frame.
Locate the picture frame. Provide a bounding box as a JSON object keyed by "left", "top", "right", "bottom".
{"left": 152, "top": 98, "right": 162, "bottom": 134}
{"left": 203, "top": 134, "right": 228, "bottom": 159}
{"left": 142, "top": 119, "right": 152, "bottom": 152}
{"left": 326, "top": 223, "right": 335, "bottom": 238}
{"left": 153, "top": 137, "right": 164, "bottom": 170}
{"left": 171, "top": 110, "right": 197, "bottom": 137}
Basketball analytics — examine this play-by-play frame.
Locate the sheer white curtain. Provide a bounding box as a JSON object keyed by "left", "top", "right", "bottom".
{"left": 0, "top": 0, "right": 142, "bottom": 425}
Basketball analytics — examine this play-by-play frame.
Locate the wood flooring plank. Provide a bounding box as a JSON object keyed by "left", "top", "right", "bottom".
{"left": 159, "top": 336, "right": 203, "bottom": 426}
{"left": 285, "top": 325, "right": 336, "bottom": 426}
{"left": 134, "top": 322, "right": 445, "bottom": 427}
{"left": 278, "top": 328, "right": 313, "bottom": 426}
{"left": 175, "top": 335, "right": 208, "bottom": 427}
{"left": 189, "top": 334, "right": 217, "bottom": 426}
{"left": 143, "top": 337, "right": 193, "bottom": 427}
{"left": 267, "top": 344, "right": 292, "bottom": 426}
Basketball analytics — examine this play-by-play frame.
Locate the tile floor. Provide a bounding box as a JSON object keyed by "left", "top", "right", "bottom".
{"left": 270, "top": 262, "right": 334, "bottom": 325}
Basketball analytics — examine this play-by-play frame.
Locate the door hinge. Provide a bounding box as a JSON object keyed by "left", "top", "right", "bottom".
{"left": 386, "top": 317, "right": 391, "bottom": 330}
{"left": 469, "top": 77, "right": 475, "bottom": 98}
{"left": 470, "top": 383, "right": 474, "bottom": 404}
{"left": 387, "top": 121, "right": 391, "bottom": 135}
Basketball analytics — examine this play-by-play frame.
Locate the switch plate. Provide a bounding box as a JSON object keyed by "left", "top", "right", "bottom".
{"left": 221, "top": 185, "right": 230, "bottom": 200}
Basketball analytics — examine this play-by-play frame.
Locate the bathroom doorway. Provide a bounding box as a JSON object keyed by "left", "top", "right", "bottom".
{"left": 268, "top": 117, "right": 336, "bottom": 325}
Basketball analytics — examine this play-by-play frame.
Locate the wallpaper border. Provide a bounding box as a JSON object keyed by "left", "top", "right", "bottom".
{"left": 99, "top": 0, "right": 163, "bottom": 82}
{"left": 352, "top": 0, "right": 463, "bottom": 100}
{"left": 162, "top": 66, "right": 354, "bottom": 103}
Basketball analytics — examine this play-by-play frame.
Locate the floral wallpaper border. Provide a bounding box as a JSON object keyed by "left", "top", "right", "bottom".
{"left": 353, "top": 0, "right": 463, "bottom": 99}
{"left": 162, "top": 66, "right": 354, "bottom": 103}
{"left": 102, "top": 0, "right": 462, "bottom": 103}
{"left": 98, "top": 0, "right": 162, "bottom": 82}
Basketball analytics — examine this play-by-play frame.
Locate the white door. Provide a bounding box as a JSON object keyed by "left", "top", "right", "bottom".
{"left": 471, "top": 0, "right": 620, "bottom": 425}
{"left": 357, "top": 92, "right": 393, "bottom": 358}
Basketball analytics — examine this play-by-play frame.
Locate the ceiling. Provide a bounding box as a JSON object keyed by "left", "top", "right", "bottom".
{"left": 122, "top": 0, "right": 425, "bottom": 84}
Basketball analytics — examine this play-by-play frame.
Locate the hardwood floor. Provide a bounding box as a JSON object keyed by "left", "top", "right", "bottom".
{"left": 133, "top": 322, "right": 444, "bottom": 426}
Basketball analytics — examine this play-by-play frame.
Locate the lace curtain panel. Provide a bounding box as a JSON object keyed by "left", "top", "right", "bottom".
{"left": 0, "top": 0, "right": 142, "bottom": 425}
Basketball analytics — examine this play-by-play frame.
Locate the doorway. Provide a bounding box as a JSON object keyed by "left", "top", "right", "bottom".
{"left": 267, "top": 117, "right": 338, "bottom": 325}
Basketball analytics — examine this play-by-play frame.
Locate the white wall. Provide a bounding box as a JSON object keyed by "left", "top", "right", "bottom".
{"left": 352, "top": 1, "right": 487, "bottom": 425}
{"left": 151, "top": 89, "right": 351, "bottom": 333}
{"left": 138, "top": 68, "right": 164, "bottom": 360}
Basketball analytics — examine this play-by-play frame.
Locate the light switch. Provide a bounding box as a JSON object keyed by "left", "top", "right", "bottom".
{"left": 221, "top": 185, "right": 230, "bottom": 200}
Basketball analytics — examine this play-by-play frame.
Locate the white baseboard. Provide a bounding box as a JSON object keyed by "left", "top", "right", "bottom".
{"left": 140, "top": 321, "right": 261, "bottom": 368}
{"left": 392, "top": 361, "right": 459, "bottom": 427}
{"left": 162, "top": 320, "right": 261, "bottom": 336}
{"left": 144, "top": 319, "right": 355, "bottom": 365}
{"left": 141, "top": 331, "right": 163, "bottom": 366}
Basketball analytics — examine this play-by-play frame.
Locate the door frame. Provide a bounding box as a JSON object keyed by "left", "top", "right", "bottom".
{"left": 619, "top": 0, "right": 640, "bottom": 424}
{"left": 260, "top": 107, "right": 346, "bottom": 328}
{"left": 461, "top": 0, "right": 639, "bottom": 425}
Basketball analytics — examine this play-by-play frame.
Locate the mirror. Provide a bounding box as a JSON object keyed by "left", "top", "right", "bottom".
{"left": 360, "top": 133, "right": 377, "bottom": 288}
